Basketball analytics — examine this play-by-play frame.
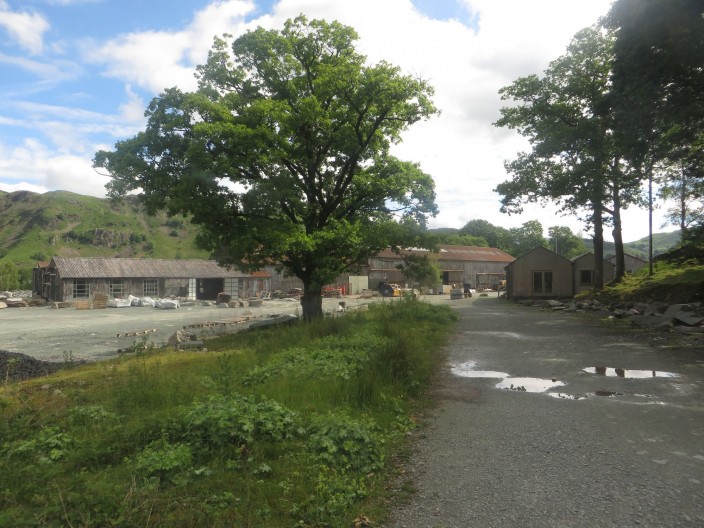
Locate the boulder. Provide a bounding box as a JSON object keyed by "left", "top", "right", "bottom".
{"left": 0, "top": 302, "right": 6, "bottom": 309}
{"left": 216, "top": 292, "right": 231, "bottom": 304}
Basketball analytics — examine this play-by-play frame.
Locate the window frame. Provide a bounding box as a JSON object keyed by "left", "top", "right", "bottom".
{"left": 143, "top": 279, "right": 158, "bottom": 297}
{"left": 109, "top": 279, "right": 125, "bottom": 298}
{"left": 579, "top": 269, "right": 594, "bottom": 285}
{"left": 72, "top": 279, "right": 90, "bottom": 298}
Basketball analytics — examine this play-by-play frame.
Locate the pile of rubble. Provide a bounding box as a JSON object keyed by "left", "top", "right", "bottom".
{"left": 518, "top": 298, "right": 704, "bottom": 332}
{"left": 0, "top": 291, "right": 46, "bottom": 309}
{"left": 0, "top": 350, "right": 82, "bottom": 381}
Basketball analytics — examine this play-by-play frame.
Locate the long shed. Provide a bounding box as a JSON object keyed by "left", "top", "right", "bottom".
{"left": 35, "top": 257, "right": 270, "bottom": 302}
{"left": 368, "top": 245, "right": 515, "bottom": 290}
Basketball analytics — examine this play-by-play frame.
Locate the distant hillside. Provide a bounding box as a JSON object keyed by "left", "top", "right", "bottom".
{"left": 583, "top": 231, "right": 681, "bottom": 260}
{"left": 0, "top": 190, "right": 209, "bottom": 269}
{"left": 428, "top": 225, "right": 681, "bottom": 259}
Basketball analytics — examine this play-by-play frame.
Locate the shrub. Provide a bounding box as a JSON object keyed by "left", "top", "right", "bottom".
{"left": 306, "top": 412, "right": 385, "bottom": 474}
{"left": 176, "top": 394, "right": 298, "bottom": 452}
{"left": 134, "top": 439, "right": 193, "bottom": 486}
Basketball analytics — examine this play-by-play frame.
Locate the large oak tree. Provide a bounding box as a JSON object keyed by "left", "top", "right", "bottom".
{"left": 94, "top": 16, "right": 438, "bottom": 319}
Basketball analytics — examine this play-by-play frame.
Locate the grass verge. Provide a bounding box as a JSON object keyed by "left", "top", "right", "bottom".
{"left": 586, "top": 260, "right": 704, "bottom": 305}
{"left": 0, "top": 298, "right": 456, "bottom": 527}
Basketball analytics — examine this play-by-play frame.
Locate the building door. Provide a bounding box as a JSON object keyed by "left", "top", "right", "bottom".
{"left": 196, "top": 279, "right": 224, "bottom": 300}
{"left": 532, "top": 271, "right": 553, "bottom": 294}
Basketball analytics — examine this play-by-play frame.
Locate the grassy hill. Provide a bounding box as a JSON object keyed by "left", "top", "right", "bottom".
{"left": 0, "top": 190, "right": 209, "bottom": 275}
{"left": 583, "top": 230, "right": 681, "bottom": 260}
{"left": 428, "top": 225, "right": 681, "bottom": 258}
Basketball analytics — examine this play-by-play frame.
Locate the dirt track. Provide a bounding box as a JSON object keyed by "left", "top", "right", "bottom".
{"left": 386, "top": 296, "right": 704, "bottom": 528}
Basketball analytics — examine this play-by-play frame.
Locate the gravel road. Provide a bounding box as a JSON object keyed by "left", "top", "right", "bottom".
{"left": 386, "top": 296, "right": 704, "bottom": 528}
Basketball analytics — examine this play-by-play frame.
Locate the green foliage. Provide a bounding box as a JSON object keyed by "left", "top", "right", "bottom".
{"left": 505, "top": 220, "right": 548, "bottom": 257}
{"left": 176, "top": 394, "right": 297, "bottom": 451}
{"left": 548, "top": 225, "right": 587, "bottom": 258}
{"left": 606, "top": 0, "right": 704, "bottom": 177}
{"left": 307, "top": 412, "right": 385, "bottom": 473}
{"left": 134, "top": 439, "right": 194, "bottom": 486}
{"left": 0, "top": 260, "right": 20, "bottom": 290}
{"left": 243, "top": 333, "right": 382, "bottom": 386}
{"left": 95, "top": 15, "right": 438, "bottom": 319}
{"left": 591, "top": 261, "right": 704, "bottom": 304}
{"left": 3, "top": 426, "right": 74, "bottom": 464}
{"left": 395, "top": 253, "right": 443, "bottom": 287}
{"left": 460, "top": 219, "right": 509, "bottom": 248}
{"left": 0, "top": 300, "right": 455, "bottom": 526}
{"left": 495, "top": 26, "right": 644, "bottom": 287}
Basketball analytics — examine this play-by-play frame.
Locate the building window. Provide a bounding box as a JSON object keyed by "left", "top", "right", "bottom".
{"left": 533, "top": 271, "right": 553, "bottom": 294}
{"left": 579, "top": 269, "right": 594, "bottom": 285}
{"left": 143, "top": 279, "right": 158, "bottom": 297}
{"left": 109, "top": 280, "right": 124, "bottom": 298}
{"left": 73, "top": 279, "right": 89, "bottom": 298}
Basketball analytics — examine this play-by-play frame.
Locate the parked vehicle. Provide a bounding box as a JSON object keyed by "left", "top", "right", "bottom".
{"left": 378, "top": 282, "right": 400, "bottom": 297}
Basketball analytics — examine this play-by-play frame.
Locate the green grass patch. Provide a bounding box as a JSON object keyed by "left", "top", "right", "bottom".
{"left": 586, "top": 260, "right": 704, "bottom": 304}
{"left": 0, "top": 298, "right": 456, "bottom": 527}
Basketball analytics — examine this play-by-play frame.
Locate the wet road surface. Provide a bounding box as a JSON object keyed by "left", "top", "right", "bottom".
{"left": 386, "top": 296, "right": 704, "bottom": 528}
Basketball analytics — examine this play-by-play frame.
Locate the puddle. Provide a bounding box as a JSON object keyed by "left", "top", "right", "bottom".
{"left": 496, "top": 377, "right": 565, "bottom": 392}
{"left": 548, "top": 392, "right": 584, "bottom": 400}
{"left": 464, "top": 331, "right": 524, "bottom": 339}
{"left": 583, "top": 367, "right": 680, "bottom": 379}
{"left": 451, "top": 361, "right": 508, "bottom": 378}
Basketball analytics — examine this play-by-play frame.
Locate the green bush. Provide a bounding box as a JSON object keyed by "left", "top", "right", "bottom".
{"left": 306, "top": 412, "right": 385, "bottom": 474}
{"left": 176, "top": 394, "right": 298, "bottom": 452}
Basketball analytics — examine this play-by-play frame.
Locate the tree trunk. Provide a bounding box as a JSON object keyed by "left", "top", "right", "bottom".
{"left": 300, "top": 284, "right": 323, "bottom": 321}
{"left": 611, "top": 188, "right": 626, "bottom": 283}
{"left": 592, "top": 206, "right": 605, "bottom": 290}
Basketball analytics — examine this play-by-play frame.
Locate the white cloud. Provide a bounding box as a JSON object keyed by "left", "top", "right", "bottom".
{"left": 0, "top": 138, "right": 108, "bottom": 196}
{"left": 0, "top": 1, "right": 50, "bottom": 55}
{"left": 1, "top": 0, "right": 672, "bottom": 242}
{"left": 86, "top": 0, "right": 255, "bottom": 93}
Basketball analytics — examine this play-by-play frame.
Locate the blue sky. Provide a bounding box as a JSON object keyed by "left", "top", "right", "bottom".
{"left": 1, "top": 0, "right": 666, "bottom": 242}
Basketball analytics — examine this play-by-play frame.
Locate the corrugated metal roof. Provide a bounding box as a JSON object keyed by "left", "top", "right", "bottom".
{"left": 376, "top": 245, "right": 515, "bottom": 263}
{"left": 50, "top": 257, "right": 266, "bottom": 279}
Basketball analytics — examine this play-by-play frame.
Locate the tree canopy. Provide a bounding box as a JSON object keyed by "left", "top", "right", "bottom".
{"left": 94, "top": 16, "right": 438, "bottom": 319}
{"left": 494, "top": 27, "right": 642, "bottom": 286}
{"left": 605, "top": 0, "right": 704, "bottom": 247}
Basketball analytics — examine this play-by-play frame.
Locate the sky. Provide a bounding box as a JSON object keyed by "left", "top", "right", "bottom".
{"left": 0, "top": 0, "right": 674, "bottom": 243}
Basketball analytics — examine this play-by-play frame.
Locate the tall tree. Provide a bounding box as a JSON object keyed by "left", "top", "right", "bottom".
{"left": 606, "top": 0, "right": 704, "bottom": 260}
{"left": 494, "top": 27, "right": 640, "bottom": 286}
{"left": 459, "top": 219, "right": 509, "bottom": 249}
{"left": 547, "top": 226, "right": 587, "bottom": 259}
{"left": 658, "top": 158, "right": 704, "bottom": 235}
{"left": 506, "top": 220, "right": 548, "bottom": 257}
{"left": 94, "top": 16, "right": 438, "bottom": 319}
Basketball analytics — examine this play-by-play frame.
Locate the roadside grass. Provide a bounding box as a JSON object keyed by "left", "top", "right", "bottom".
{"left": 0, "top": 298, "right": 456, "bottom": 527}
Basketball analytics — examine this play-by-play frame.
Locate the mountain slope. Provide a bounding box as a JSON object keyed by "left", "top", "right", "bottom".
{"left": 0, "top": 190, "right": 209, "bottom": 267}
{"left": 582, "top": 231, "right": 681, "bottom": 260}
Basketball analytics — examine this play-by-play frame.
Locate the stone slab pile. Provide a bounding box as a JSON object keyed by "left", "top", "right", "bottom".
{"left": 518, "top": 298, "right": 704, "bottom": 332}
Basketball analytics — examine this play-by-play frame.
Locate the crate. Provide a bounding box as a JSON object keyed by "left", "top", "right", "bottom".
{"left": 93, "top": 292, "right": 108, "bottom": 309}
